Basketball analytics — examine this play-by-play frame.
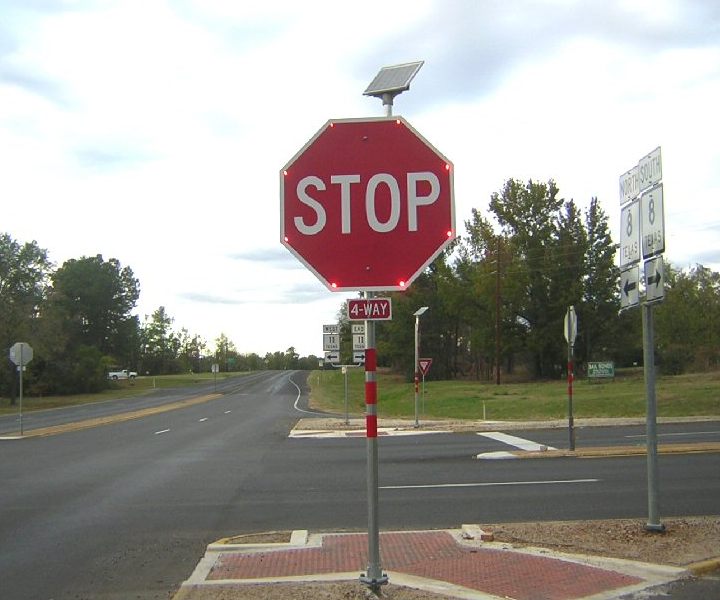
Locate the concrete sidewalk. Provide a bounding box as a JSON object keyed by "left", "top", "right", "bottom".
{"left": 174, "top": 527, "right": 687, "bottom": 599}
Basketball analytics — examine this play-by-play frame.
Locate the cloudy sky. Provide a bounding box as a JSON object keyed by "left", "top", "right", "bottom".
{"left": 2, "top": 0, "right": 719, "bottom": 358}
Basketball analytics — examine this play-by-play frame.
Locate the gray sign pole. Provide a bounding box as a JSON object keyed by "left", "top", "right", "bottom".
{"left": 10, "top": 342, "right": 33, "bottom": 436}
{"left": 642, "top": 303, "right": 664, "bottom": 531}
{"left": 19, "top": 351, "right": 24, "bottom": 436}
{"left": 564, "top": 306, "right": 577, "bottom": 451}
{"left": 567, "top": 340, "right": 574, "bottom": 451}
{"left": 359, "top": 60, "right": 424, "bottom": 593}
{"left": 360, "top": 292, "right": 387, "bottom": 591}
{"left": 344, "top": 366, "right": 349, "bottom": 426}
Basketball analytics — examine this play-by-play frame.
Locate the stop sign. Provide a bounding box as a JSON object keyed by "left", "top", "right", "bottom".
{"left": 280, "top": 117, "right": 455, "bottom": 291}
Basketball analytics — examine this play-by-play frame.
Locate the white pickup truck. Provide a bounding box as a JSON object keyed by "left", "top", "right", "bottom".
{"left": 108, "top": 369, "right": 138, "bottom": 380}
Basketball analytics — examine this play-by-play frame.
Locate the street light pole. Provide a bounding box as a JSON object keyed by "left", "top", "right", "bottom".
{"left": 413, "top": 306, "right": 429, "bottom": 428}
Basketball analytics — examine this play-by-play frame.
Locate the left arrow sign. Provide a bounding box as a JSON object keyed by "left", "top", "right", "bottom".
{"left": 620, "top": 267, "right": 639, "bottom": 310}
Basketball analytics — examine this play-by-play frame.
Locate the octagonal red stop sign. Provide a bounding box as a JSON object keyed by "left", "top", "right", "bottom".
{"left": 280, "top": 116, "right": 455, "bottom": 292}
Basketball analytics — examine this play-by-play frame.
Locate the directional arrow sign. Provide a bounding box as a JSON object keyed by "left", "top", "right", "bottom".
{"left": 620, "top": 266, "right": 640, "bottom": 310}
{"left": 644, "top": 257, "right": 665, "bottom": 304}
{"left": 324, "top": 351, "right": 340, "bottom": 364}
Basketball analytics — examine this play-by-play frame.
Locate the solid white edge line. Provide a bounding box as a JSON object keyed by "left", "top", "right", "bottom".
{"left": 380, "top": 478, "right": 600, "bottom": 490}
{"left": 289, "top": 373, "right": 328, "bottom": 416}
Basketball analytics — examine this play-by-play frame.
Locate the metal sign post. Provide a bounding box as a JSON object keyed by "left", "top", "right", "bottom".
{"left": 413, "top": 307, "right": 429, "bottom": 428}
{"left": 642, "top": 303, "right": 663, "bottom": 531}
{"left": 618, "top": 146, "right": 665, "bottom": 532}
{"left": 359, "top": 294, "right": 387, "bottom": 590}
{"left": 281, "top": 61, "right": 454, "bottom": 594}
{"left": 342, "top": 365, "right": 349, "bottom": 426}
{"left": 564, "top": 306, "right": 577, "bottom": 451}
{"left": 9, "top": 342, "right": 33, "bottom": 436}
{"left": 19, "top": 352, "right": 24, "bottom": 435}
{"left": 419, "top": 358, "right": 433, "bottom": 417}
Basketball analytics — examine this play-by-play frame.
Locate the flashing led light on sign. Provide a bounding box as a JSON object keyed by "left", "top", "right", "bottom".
{"left": 396, "top": 119, "right": 401, "bottom": 125}
{"left": 447, "top": 230, "right": 453, "bottom": 238}
{"left": 445, "top": 164, "right": 451, "bottom": 171}
{"left": 399, "top": 281, "right": 406, "bottom": 288}
{"left": 283, "top": 170, "right": 288, "bottom": 176}
{"left": 331, "top": 282, "right": 338, "bottom": 289}
{"left": 284, "top": 236, "right": 289, "bottom": 243}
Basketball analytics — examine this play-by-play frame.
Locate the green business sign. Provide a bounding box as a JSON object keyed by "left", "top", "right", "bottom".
{"left": 588, "top": 361, "right": 615, "bottom": 379}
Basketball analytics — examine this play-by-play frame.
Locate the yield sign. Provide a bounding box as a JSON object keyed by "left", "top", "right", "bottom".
{"left": 418, "top": 358, "right": 433, "bottom": 377}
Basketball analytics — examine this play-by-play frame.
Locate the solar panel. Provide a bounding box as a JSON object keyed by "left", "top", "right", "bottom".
{"left": 363, "top": 61, "right": 424, "bottom": 97}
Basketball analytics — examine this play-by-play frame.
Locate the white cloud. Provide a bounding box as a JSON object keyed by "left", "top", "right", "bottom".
{"left": 1, "top": 0, "right": 718, "bottom": 357}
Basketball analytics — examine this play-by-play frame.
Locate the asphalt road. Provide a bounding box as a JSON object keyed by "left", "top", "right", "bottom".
{"left": 0, "top": 371, "right": 717, "bottom": 599}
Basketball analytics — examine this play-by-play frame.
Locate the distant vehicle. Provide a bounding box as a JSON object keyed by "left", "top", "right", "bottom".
{"left": 108, "top": 369, "right": 137, "bottom": 380}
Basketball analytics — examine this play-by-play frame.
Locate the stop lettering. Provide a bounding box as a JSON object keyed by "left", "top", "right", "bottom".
{"left": 280, "top": 117, "right": 455, "bottom": 292}
{"left": 294, "top": 171, "right": 441, "bottom": 235}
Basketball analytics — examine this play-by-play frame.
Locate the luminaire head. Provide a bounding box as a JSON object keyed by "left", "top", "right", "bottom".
{"left": 414, "top": 306, "right": 429, "bottom": 317}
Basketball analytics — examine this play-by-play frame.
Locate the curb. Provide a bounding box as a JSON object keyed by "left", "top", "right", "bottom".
{"left": 475, "top": 442, "right": 720, "bottom": 460}
{"left": 686, "top": 556, "right": 720, "bottom": 576}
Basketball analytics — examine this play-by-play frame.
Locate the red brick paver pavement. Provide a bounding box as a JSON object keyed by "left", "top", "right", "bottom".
{"left": 208, "top": 531, "right": 643, "bottom": 600}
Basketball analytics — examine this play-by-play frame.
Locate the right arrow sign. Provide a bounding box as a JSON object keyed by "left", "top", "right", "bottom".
{"left": 644, "top": 257, "right": 665, "bottom": 304}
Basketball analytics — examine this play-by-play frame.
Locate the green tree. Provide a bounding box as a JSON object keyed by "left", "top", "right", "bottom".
{"left": 581, "top": 197, "right": 621, "bottom": 363}
{"left": 0, "top": 234, "right": 52, "bottom": 399}
{"left": 214, "top": 333, "right": 237, "bottom": 372}
{"left": 460, "top": 211, "right": 526, "bottom": 380}
{"left": 283, "top": 347, "right": 300, "bottom": 370}
{"left": 178, "top": 329, "right": 206, "bottom": 373}
{"left": 140, "top": 307, "right": 180, "bottom": 374}
{"left": 489, "top": 179, "right": 567, "bottom": 377}
{"left": 31, "top": 254, "right": 139, "bottom": 394}
{"left": 49, "top": 255, "right": 140, "bottom": 359}
{"left": 654, "top": 263, "right": 720, "bottom": 374}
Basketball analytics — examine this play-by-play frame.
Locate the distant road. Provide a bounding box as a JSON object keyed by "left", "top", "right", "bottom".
{"left": 1, "top": 371, "right": 717, "bottom": 599}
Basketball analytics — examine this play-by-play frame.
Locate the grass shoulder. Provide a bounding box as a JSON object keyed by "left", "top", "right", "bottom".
{"left": 309, "top": 368, "right": 720, "bottom": 421}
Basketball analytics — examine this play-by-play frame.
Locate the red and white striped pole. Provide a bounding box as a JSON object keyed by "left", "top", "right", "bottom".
{"left": 360, "top": 294, "right": 387, "bottom": 590}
